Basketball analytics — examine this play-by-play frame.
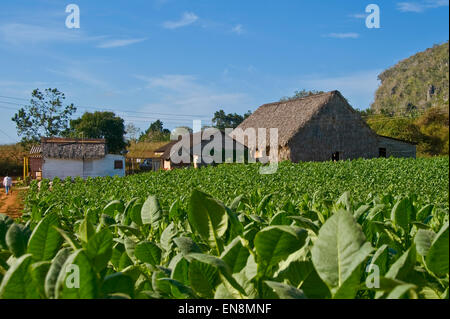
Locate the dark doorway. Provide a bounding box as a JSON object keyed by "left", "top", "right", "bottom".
{"left": 331, "top": 152, "right": 340, "bottom": 161}
{"left": 379, "top": 148, "right": 387, "bottom": 158}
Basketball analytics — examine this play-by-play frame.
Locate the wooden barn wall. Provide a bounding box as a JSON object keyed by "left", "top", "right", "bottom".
{"left": 377, "top": 137, "right": 416, "bottom": 158}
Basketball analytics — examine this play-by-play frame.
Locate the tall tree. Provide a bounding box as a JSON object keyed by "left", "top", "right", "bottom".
{"left": 125, "top": 123, "right": 140, "bottom": 144}
{"left": 212, "top": 110, "right": 252, "bottom": 130}
{"left": 139, "top": 120, "right": 171, "bottom": 142}
{"left": 68, "top": 111, "right": 126, "bottom": 153}
{"left": 11, "top": 88, "right": 77, "bottom": 146}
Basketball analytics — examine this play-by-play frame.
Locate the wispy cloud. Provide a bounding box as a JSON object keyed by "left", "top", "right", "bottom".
{"left": 324, "top": 32, "right": 359, "bottom": 39}
{"left": 0, "top": 23, "right": 83, "bottom": 45}
{"left": 134, "top": 74, "right": 248, "bottom": 120}
{"left": 48, "top": 66, "right": 108, "bottom": 89}
{"left": 162, "top": 12, "right": 199, "bottom": 29}
{"left": 231, "top": 24, "right": 244, "bottom": 35}
{"left": 349, "top": 13, "right": 367, "bottom": 19}
{"left": 97, "top": 38, "right": 147, "bottom": 48}
{"left": 397, "top": 0, "right": 449, "bottom": 12}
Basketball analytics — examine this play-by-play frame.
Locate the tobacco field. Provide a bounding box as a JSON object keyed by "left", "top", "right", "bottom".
{"left": 0, "top": 157, "right": 448, "bottom": 299}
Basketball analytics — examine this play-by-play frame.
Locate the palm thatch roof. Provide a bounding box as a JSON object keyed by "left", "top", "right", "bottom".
{"left": 157, "top": 129, "right": 247, "bottom": 161}
{"left": 233, "top": 90, "right": 359, "bottom": 147}
{"left": 126, "top": 141, "right": 170, "bottom": 159}
{"left": 41, "top": 137, "right": 107, "bottom": 160}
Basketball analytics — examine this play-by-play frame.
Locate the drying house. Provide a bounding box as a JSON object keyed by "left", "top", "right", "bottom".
{"left": 234, "top": 90, "right": 416, "bottom": 162}
{"left": 29, "top": 137, "right": 125, "bottom": 180}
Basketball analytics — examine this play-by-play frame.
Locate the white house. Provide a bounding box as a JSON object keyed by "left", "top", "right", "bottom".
{"left": 29, "top": 138, "right": 125, "bottom": 180}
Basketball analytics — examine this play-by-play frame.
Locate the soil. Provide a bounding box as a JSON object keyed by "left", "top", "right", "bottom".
{"left": 0, "top": 182, "right": 24, "bottom": 219}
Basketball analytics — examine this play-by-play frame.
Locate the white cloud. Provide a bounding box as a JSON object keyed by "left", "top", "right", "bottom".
{"left": 231, "top": 24, "right": 244, "bottom": 35}
{"left": 162, "top": 12, "right": 199, "bottom": 29}
{"left": 97, "top": 38, "right": 147, "bottom": 48}
{"left": 397, "top": 0, "right": 449, "bottom": 12}
{"left": 324, "top": 32, "right": 359, "bottom": 39}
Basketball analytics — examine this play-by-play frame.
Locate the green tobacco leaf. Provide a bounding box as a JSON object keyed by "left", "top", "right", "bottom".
{"left": 416, "top": 204, "right": 433, "bottom": 223}
{"left": 102, "top": 272, "right": 134, "bottom": 298}
{"left": 220, "top": 238, "right": 250, "bottom": 274}
{"left": 30, "top": 261, "right": 51, "bottom": 298}
{"left": 254, "top": 225, "right": 308, "bottom": 267}
{"left": 173, "top": 237, "right": 202, "bottom": 261}
{"left": 27, "top": 213, "right": 63, "bottom": 261}
{"left": 0, "top": 254, "right": 39, "bottom": 299}
{"left": 188, "top": 258, "right": 219, "bottom": 298}
{"left": 425, "top": 222, "right": 449, "bottom": 277}
{"left": 54, "top": 227, "right": 80, "bottom": 251}
{"left": 86, "top": 228, "right": 114, "bottom": 273}
{"left": 369, "top": 244, "right": 389, "bottom": 276}
{"left": 56, "top": 249, "right": 98, "bottom": 299}
{"left": 414, "top": 229, "right": 436, "bottom": 257}
{"left": 103, "top": 200, "right": 125, "bottom": 217}
{"left": 188, "top": 189, "right": 228, "bottom": 254}
{"left": 6, "top": 224, "right": 29, "bottom": 258}
{"left": 78, "top": 217, "right": 95, "bottom": 243}
{"left": 390, "top": 198, "right": 415, "bottom": 232}
{"left": 386, "top": 284, "right": 417, "bottom": 299}
{"left": 264, "top": 281, "right": 306, "bottom": 299}
{"left": 311, "top": 209, "right": 373, "bottom": 296}
{"left": 141, "top": 195, "right": 162, "bottom": 228}
{"left": 187, "top": 253, "right": 246, "bottom": 297}
{"left": 288, "top": 216, "right": 319, "bottom": 234}
{"left": 160, "top": 222, "right": 177, "bottom": 252}
{"left": 229, "top": 195, "right": 243, "bottom": 211}
{"left": 385, "top": 246, "right": 416, "bottom": 282}
{"left": 44, "top": 247, "right": 72, "bottom": 299}
{"left": 134, "top": 241, "right": 162, "bottom": 266}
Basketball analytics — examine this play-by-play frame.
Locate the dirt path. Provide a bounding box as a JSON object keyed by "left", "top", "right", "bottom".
{"left": 0, "top": 185, "right": 24, "bottom": 219}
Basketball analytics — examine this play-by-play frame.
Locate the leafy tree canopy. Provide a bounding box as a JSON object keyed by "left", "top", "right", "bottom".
{"left": 66, "top": 111, "right": 126, "bottom": 154}
{"left": 139, "top": 120, "right": 171, "bottom": 142}
{"left": 11, "top": 88, "right": 76, "bottom": 146}
{"left": 211, "top": 109, "right": 252, "bottom": 130}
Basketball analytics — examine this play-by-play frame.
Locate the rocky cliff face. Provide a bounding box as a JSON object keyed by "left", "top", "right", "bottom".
{"left": 371, "top": 42, "right": 449, "bottom": 115}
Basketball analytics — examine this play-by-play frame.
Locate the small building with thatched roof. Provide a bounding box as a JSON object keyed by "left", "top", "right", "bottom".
{"left": 233, "top": 90, "right": 416, "bottom": 162}
{"left": 156, "top": 129, "right": 249, "bottom": 170}
{"left": 29, "top": 137, "right": 125, "bottom": 180}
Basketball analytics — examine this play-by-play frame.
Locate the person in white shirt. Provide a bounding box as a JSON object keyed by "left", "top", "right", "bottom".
{"left": 3, "top": 174, "right": 12, "bottom": 195}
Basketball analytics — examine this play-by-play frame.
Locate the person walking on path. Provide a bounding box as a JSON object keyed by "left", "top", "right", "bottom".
{"left": 3, "top": 174, "right": 12, "bottom": 195}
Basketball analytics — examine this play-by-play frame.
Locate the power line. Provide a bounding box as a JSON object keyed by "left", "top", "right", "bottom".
{"left": 0, "top": 94, "right": 212, "bottom": 118}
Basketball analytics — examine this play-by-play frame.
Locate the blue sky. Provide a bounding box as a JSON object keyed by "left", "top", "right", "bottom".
{"left": 0, "top": 0, "right": 448, "bottom": 144}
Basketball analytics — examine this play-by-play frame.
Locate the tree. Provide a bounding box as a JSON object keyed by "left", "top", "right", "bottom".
{"left": 67, "top": 111, "right": 126, "bottom": 154}
{"left": 139, "top": 120, "right": 171, "bottom": 142}
{"left": 125, "top": 123, "right": 140, "bottom": 144}
{"left": 212, "top": 110, "right": 252, "bottom": 130}
{"left": 280, "top": 89, "right": 325, "bottom": 102}
{"left": 11, "top": 88, "right": 77, "bottom": 146}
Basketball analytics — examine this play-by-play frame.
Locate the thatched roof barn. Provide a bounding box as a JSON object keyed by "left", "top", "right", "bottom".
{"left": 41, "top": 138, "right": 107, "bottom": 160}
{"left": 233, "top": 90, "right": 416, "bottom": 162}
{"left": 29, "top": 138, "right": 125, "bottom": 180}
{"left": 155, "top": 129, "right": 248, "bottom": 169}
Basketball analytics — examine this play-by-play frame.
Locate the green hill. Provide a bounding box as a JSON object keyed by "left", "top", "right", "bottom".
{"left": 371, "top": 42, "right": 449, "bottom": 115}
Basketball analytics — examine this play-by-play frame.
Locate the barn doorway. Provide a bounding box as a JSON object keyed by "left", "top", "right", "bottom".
{"left": 379, "top": 148, "right": 387, "bottom": 158}
{"left": 331, "top": 152, "right": 340, "bottom": 161}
